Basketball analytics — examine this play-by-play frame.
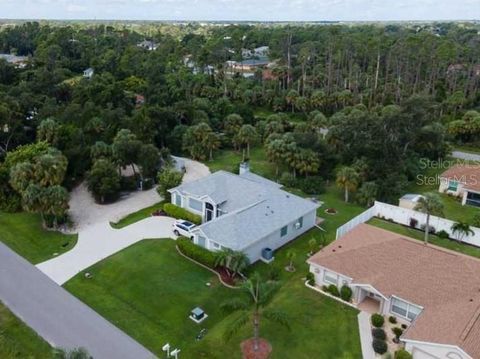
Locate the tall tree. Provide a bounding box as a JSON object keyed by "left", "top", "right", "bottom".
{"left": 235, "top": 124, "right": 258, "bottom": 161}
{"left": 451, "top": 221, "right": 474, "bottom": 243}
{"left": 414, "top": 192, "right": 444, "bottom": 245}
{"left": 335, "top": 166, "right": 359, "bottom": 203}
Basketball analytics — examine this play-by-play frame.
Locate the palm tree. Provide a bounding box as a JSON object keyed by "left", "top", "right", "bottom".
{"left": 221, "top": 273, "right": 290, "bottom": 352}
{"left": 203, "top": 131, "right": 220, "bottom": 161}
{"left": 451, "top": 221, "right": 474, "bottom": 243}
{"left": 335, "top": 166, "right": 359, "bottom": 202}
{"left": 235, "top": 124, "right": 258, "bottom": 161}
{"left": 230, "top": 251, "right": 250, "bottom": 278}
{"left": 214, "top": 248, "right": 235, "bottom": 278}
{"left": 414, "top": 192, "right": 444, "bottom": 245}
{"left": 285, "top": 250, "right": 296, "bottom": 272}
{"left": 308, "top": 238, "right": 318, "bottom": 256}
{"left": 265, "top": 139, "right": 286, "bottom": 177}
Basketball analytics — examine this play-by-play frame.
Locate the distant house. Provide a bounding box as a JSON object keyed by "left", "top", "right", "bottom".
{"left": 0, "top": 54, "right": 28, "bottom": 68}
{"left": 137, "top": 40, "right": 157, "bottom": 51}
{"left": 242, "top": 46, "right": 269, "bottom": 58}
{"left": 83, "top": 67, "right": 94, "bottom": 79}
{"left": 439, "top": 164, "right": 480, "bottom": 206}
{"left": 398, "top": 193, "right": 424, "bottom": 210}
{"left": 168, "top": 163, "right": 319, "bottom": 263}
{"left": 308, "top": 223, "right": 480, "bottom": 359}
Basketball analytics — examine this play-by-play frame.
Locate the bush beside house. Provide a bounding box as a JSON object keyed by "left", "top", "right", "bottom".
{"left": 340, "top": 285, "right": 352, "bottom": 302}
{"left": 163, "top": 203, "right": 202, "bottom": 224}
{"left": 177, "top": 237, "right": 216, "bottom": 268}
{"left": 371, "top": 313, "right": 384, "bottom": 328}
{"left": 394, "top": 349, "right": 413, "bottom": 359}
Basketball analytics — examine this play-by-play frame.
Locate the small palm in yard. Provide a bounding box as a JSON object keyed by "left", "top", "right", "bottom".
{"left": 221, "top": 273, "right": 290, "bottom": 355}
{"left": 451, "top": 221, "right": 475, "bottom": 243}
{"left": 285, "top": 250, "right": 296, "bottom": 272}
{"left": 215, "top": 248, "right": 250, "bottom": 279}
{"left": 335, "top": 166, "right": 359, "bottom": 203}
{"left": 308, "top": 238, "right": 318, "bottom": 256}
{"left": 414, "top": 192, "right": 444, "bottom": 245}
{"left": 54, "top": 347, "right": 92, "bottom": 359}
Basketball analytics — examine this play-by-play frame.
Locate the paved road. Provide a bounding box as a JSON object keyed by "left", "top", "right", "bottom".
{"left": 0, "top": 242, "right": 156, "bottom": 359}
{"left": 37, "top": 216, "right": 176, "bottom": 285}
{"left": 451, "top": 150, "right": 480, "bottom": 162}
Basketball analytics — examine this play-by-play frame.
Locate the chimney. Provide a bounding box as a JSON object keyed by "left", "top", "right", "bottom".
{"left": 239, "top": 161, "right": 250, "bottom": 175}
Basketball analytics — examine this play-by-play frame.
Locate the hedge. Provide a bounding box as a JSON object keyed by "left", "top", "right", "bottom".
{"left": 326, "top": 284, "right": 340, "bottom": 297}
{"left": 394, "top": 349, "right": 413, "bottom": 359}
{"left": 163, "top": 203, "right": 202, "bottom": 225}
{"left": 177, "top": 237, "right": 216, "bottom": 268}
{"left": 371, "top": 313, "right": 385, "bottom": 328}
{"left": 372, "top": 339, "right": 388, "bottom": 354}
{"left": 340, "top": 285, "right": 353, "bottom": 302}
{"left": 372, "top": 328, "right": 386, "bottom": 340}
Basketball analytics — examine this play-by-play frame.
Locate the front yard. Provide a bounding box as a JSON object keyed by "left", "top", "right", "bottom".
{"left": 0, "top": 301, "right": 52, "bottom": 358}
{"left": 64, "top": 238, "right": 361, "bottom": 358}
{"left": 0, "top": 212, "right": 77, "bottom": 264}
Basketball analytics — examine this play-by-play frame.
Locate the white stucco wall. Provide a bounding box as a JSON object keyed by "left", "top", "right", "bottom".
{"left": 242, "top": 209, "right": 317, "bottom": 263}
{"left": 309, "top": 263, "right": 353, "bottom": 289}
{"left": 404, "top": 341, "right": 472, "bottom": 359}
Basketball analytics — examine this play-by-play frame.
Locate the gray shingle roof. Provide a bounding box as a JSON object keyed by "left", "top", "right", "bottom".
{"left": 171, "top": 171, "right": 319, "bottom": 250}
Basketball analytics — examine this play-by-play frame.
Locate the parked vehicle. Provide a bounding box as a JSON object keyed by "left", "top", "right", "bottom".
{"left": 173, "top": 220, "right": 196, "bottom": 238}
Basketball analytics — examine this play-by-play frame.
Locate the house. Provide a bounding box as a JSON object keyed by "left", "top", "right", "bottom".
{"left": 168, "top": 163, "right": 319, "bottom": 263}
{"left": 83, "top": 67, "right": 94, "bottom": 79}
{"left": 0, "top": 54, "right": 28, "bottom": 68}
{"left": 137, "top": 40, "right": 157, "bottom": 51}
{"left": 439, "top": 164, "right": 480, "bottom": 206}
{"left": 241, "top": 46, "right": 269, "bottom": 58}
{"left": 398, "top": 194, "right": 424, "bottom": 210}
{"left": 308, "top": 223, "right": 480, "bottom": 359}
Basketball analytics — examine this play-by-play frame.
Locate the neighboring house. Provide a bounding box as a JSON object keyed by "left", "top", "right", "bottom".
{"left": 398, "top": 193, "right": 424, "bottom": 210}
{"left": 168, "top": 163, "right": 319, "bottom": 263}
{"left": 308, "top": 223, "right": 480, "bottom": 359}
{"left": 83, "top": 67, "right": 94, "bottom": 79}
{"left": 137, "top": 40, "right": 157, "bottom": 51}
{"left": 0, "top": 54, "right": 28, "bottom": 68}
{"left": 241, "top": 46, "right": 269, "bottom": 58}
{"left": 439, "top": 164, "right": 480, "bottom": 206}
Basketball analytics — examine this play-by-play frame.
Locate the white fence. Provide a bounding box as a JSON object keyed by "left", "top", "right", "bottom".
{"left": 336, "top": 201, "right": 480, "bottom": 248}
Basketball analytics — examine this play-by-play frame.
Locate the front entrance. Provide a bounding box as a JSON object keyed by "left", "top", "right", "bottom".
{"left": 205, "top": 203, "right": 214, "bottom": 222}
{"left": 357, "top": 289, "right": 382, "bottom": 314}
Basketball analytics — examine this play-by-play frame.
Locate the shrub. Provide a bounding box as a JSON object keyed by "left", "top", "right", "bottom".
{"left": 280, "top": 172, "right": 295, "bottom": 187}
{"left": 306, "top": 272, "right": 315, "bottom": 285}
{"left": 326, "top": 284, "right": 340, "bottom": 297}
{"left": 177, "top": 237, "right": 216, "bottom": 268}
{"left": 340, "top": 285, "right": 353, "bottom": 302}
{"left": 409, "top": 218, "right": 418, "bottom": 228}
{"left": 267, "top": 264, "right": 281, "bottom": 281}
{"left": 420, "top": 223, "right": 436, "bottom": 234}
{"left": 372, "top": 328, "right": 386, "bottom": 340}
{"left": 295, "top": 176, "right": 325, "bottom": 195}
{"left": 437, "top": 230, "right": 449, "bottom": 239}
{"left": 392, "top": 327, "right": 403, "bottom": 338}
{"left": 163, "top": 203, "right": 202, "bottom": 224}
{"left": 120, "top": 175, "right": 138, "bottom": 191}
{"left": 157, "top": 167, "right": 183, "bottom": 201}
{"left": 372, "top": 339, "right": 388, "bottom": 354}
{"left": 141, "top": 177, "right": 154, "bottom": 190}
{"left": 371, "top": 313, "right": 385, "bottom": 328}
{"left": 394, "top": 349, "right": 413, "bottom": 359}
{"left": 401, "top": 324, "right": 407, "bottom": 330}
{"left": 388, "top": 316, "right": 397, "bottom": 324}
{"left": 472, "top": 213, "right": 480, "bottom": 227}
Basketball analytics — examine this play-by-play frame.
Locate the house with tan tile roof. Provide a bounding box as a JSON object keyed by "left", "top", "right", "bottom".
{"left": 307, "top": 223, "right": 480, "bottom": 359}
{"left": 439, "top": 164, "right": 480, "bottom": 207}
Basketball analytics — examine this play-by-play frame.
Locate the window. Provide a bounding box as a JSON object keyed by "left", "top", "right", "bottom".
{"left": 448, "top": 180, "right": 458, "bottom": 191}
{"left": 210, "top": 241, "right": 220, "bottom": 249}
{"left": 323, "top": 270, "right": 338, "bottom": 285}
{"left": 175, "top": 193, "right": 182, "bottom": 206}
{"left": 294, "top": 217, "right": 303, "bottom": 230}
{"left": 189, "top": 198, "right": 203, "bottom": 212}
{"left": 281, "top": 225, "right": 288, "bottom": 237}
{"left": 391, "top": 297, "right": 422, "bottom": 321}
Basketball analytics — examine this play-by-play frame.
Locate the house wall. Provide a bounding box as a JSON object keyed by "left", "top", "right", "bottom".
{"left": 404, "top": 341, "right": 472, "bottom": 359}
{"left": 308, "top": 263, "right": 353, "bottom": 289}
{"left": 438, "top": 178, "right": 465, "bottom": 198}
{"left": 170, "top": 191, "right": 219, "bottom": 223}
{"left": 242, "top": 209, "right": 317, "bottom": 263}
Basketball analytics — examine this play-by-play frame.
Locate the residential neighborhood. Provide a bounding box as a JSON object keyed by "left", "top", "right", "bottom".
{"left": 1, "top": 4, "right": 480, "bottom": 359}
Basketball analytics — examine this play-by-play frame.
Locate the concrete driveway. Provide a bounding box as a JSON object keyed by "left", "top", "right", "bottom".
{"left": 451, "top": 150, "right": 480, "bottom": 162}
{"left": 173, "top": 156, "right": 211, "bottom": 184}
{"left": 0, "top": 242, "right": 155, "bottom": 359}
{"left": 37, "top": 216, "right": 176, "bottom": 285}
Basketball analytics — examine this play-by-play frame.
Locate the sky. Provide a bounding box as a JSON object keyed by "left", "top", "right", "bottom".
{"left": 0, "top": 0, "right": 479, "bottom": 21}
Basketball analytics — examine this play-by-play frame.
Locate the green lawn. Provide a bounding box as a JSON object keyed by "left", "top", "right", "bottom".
{"left": 0, "top": 301, "right": 52, "bottom": 359}
{"left": 65, "top": 239, "right": 361, "bottom": 359}
{"left": 110, "top": 202, "right": 165, "bottom": 229}
{"left": 368, "top": 218, "right": 480, "bottom": 259}
{"left": 0, "top": 212, "right": 77, "bottom": 264}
